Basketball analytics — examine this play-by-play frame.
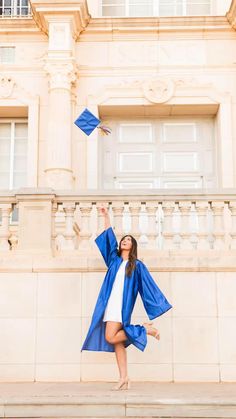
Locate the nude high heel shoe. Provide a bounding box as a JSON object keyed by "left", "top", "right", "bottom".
{"left": 111, "top": 377, "right": 131, "bottom": 391}
{"left": 143, "top": 322, "right": 160, "bottom": 340}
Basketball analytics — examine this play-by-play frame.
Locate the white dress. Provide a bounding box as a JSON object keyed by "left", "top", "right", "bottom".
{"left": 103, "top": 260, "right": 128, "bottom": 323}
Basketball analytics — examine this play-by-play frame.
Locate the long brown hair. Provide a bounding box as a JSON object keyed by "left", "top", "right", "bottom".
{"left": 118, "top": 235, "right": 137, "bottom": 277}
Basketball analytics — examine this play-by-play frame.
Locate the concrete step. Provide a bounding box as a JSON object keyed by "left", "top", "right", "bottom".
{"left": 0, "top": 382, "right": 236, "bottom": 418}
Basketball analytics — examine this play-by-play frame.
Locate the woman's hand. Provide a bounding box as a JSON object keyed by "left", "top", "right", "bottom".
{"left": 99, "top": 204, "right": 108, "bottom": 216}
{"left": 99, "top": 203, "right": 111, "bottom": 229}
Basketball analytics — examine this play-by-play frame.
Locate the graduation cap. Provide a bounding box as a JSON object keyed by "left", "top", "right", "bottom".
{"left": 74, "top": 108, "right": 111, "bottom": 136}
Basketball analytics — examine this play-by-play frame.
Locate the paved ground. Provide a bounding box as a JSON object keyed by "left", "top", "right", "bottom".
{"left": 0, "top": 382, "right": 236, "bottom": 418}
{"left": 0, "top": 381, "right": 236, "bottom": 401}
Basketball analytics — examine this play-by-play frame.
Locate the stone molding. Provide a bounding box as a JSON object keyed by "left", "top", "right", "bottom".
{"left": 227, "top": 0, "right": 236, "bottom": 30}
{"left": 142, "top": 77, "right": 175, "bottom": 104}
{"left": 81, "top": 15, "right": 234, "bottom": 41}
{"left": 1, "top": 10, "right": 234, "bottom": 38}
{"left": 88, "top": 77, "right": 229, "bottom": 108}
{"left": 30, "top": 0, "right": 90, "bottom": 38}
{"left": 0, "top": 77, "right": 15, "bottom": 99}
{"left": 44, "top": 59, "right": 78, "bottom": 90}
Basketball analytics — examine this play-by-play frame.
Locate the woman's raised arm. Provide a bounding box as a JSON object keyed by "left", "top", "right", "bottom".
{"left": 99, "top": 205, "right": 111, "bottom": 230}
{"left": 95, "top": 204, "right": 118, "bottom": 267}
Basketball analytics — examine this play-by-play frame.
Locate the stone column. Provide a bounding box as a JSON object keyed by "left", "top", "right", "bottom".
{"left": 44, "top": 60, "right": 77, "bottom": 189}
{"left": 44, "top": 19, "right": 77, "bottom": 189}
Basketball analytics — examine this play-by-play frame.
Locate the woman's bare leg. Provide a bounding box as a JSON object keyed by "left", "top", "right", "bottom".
{"left": 114, "top": 342, "right": 127, "bottom": 379}
{"left": 105, "top": 321, "right": 127, "bottom": 344}
{"left": 105, "top": 322, "right": 129, "bottom": 387}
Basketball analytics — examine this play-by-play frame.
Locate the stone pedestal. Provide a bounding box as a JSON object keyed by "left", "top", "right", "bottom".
{"left": 16, "top": 191, "right": 55, "bottom": 252}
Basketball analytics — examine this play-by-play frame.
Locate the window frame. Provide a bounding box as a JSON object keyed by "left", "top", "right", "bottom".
{"left": 0, "top": 0, "right": 30, "bottom": 17}
{"left": 100, "top": 116, "right": 217, "bottom": 190}
{"left": 0, "top": 118, "right": 28, "bottom": 189}
{"left": 100, "top": 0, "right": 212, "bottom": 17}
{"left": 0, "top": 46, "right": 15, "bottom": 64}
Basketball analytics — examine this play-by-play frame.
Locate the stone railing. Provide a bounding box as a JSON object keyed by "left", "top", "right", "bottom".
{"left": 1, "top": 190, "right": 236, "bottom": 254}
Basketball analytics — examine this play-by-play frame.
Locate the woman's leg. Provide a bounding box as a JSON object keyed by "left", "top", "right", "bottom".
{"left": 114, "top": 342, "right": 127, "bottom": 379}
{"left": 105, "top": 321, "right": 127, "bottom": 344}
{"left": 105, "top": 322, "right": 129, "bottom": 387}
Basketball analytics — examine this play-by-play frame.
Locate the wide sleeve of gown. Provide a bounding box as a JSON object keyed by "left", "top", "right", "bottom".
{"left": 95, "top": 227, "right": 118, "bottom": 268}
{"left": 137, "top": 262, "right": 172, "bottom": 320}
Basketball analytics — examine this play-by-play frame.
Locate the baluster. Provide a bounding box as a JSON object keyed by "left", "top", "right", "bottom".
{"left": 96, "top": 202, "right": 109, "bottom": 236}
{"left": 145, "top": 201, "right": 158, "bottom": 247}
{"left": 111, "top": 202, "right": 124, "bottom": 242}
{"left": 9, "top": 234, "right": 18, "bottom": 250}
{"left": 51, "top": 202, "right": 58, "bottom": 252}
{"left": 179, "top": 201, "right": 193, "bottom": 250}
{"left": 129, "top": 201, "right": 141, "bottom": 241}
{"left": 0, "top": 204, "right": 12, "bottom": 251}
{"left": 162, "top": 201, "right": 175, "bottom": 250}
{"left": 211, "top": 201, "right": 225, "bottom": 250}
{"left": 79, "top": 203, "right": 93, "bottom": 249}
{"left": 62, "top": 203, "right": 76, "bottom": 250}
{"left": 195, "top": 201, "right": 210, "bottom": 250}
{"left": 228, "top": 201, "right": 236, "bottom": 249}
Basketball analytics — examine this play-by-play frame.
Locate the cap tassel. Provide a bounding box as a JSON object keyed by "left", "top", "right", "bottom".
{"left": 97, "top": 125, "right": 112, "bottom": 135}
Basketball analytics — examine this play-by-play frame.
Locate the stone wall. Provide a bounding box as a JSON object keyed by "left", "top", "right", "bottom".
{"left": 0, "top": 264, "right": 235, "bottom": 382}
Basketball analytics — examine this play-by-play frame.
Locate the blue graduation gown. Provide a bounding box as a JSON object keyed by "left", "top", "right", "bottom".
{"left": 81, "top": 227, "right": 172, "bottom": 352}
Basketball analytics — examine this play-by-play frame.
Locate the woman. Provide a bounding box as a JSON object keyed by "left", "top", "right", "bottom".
{"left": 81, "top": 206, "right": 172, "bottom": 390}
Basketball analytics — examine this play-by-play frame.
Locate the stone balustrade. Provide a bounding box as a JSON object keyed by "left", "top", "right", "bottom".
{"left": 0, "top": 190, "right": 236, "bottom": 253}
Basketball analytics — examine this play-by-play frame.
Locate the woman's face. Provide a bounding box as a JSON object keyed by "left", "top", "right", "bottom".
{"left": 120, "top": 235, "right": 132, "bottom": 251}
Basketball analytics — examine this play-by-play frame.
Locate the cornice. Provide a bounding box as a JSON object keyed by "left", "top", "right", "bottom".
{"left": 1, "top": 9, "right": 235, "bottom": 39}
{"left": 29, "top": 0, "right": 90, "bottom": 39}
{"left": 227, "top": 0, "right": 236, "bottom": 30}
{"left": 0, "top": 18, "right": 42, "bottom": 35}
{"left": 80, "top": 15, "right": 235, "bottom": 40}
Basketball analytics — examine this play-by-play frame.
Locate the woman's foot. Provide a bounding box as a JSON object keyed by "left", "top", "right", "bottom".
{"left": 111, "top": 377, "right": 131, "bottom": 391}
{"left": 143, "top": 323, "right": 160, "bottom": 340}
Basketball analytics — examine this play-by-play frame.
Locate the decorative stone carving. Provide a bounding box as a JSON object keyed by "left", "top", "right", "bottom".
{"left": 142, "top": 77, "right": 175, "bottom": 104}
{"left": 44, "top": 60, "right": 78, "bottom": 91}
{"left": 0, "top": 76, "right": 15, "bottom": 98}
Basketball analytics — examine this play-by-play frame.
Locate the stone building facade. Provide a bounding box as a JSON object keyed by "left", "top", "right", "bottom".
{"left": 0, "top": 0, "right": 236, "bottom": 382}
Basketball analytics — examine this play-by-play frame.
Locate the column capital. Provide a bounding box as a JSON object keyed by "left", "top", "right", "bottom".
{"left": 30, "top": 0, "right": 90, "bottom": 39}
{"left": 44, "top": 59, "right": 78, "bottom": 91}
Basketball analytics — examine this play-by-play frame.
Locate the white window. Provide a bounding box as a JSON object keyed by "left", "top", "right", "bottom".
{"left": 119, "top": 123, "right": 153, "bottom": 143}
{"left": 0, "top": 0, "right": 30, "bottom": 17}
{"left": 158, "top": 0, "right": 211, "bottom": 16}
{"left": 101, "top": 0, "right": 211, "bottom": 16}
{"left": 0, "top": 47, "right": 15, "bottom": 63}
{"left": 0, "top": 120, "right": 28, "bottom": 189}
{"left": 100, "top": 117, "right": 216, "bottom": 189}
